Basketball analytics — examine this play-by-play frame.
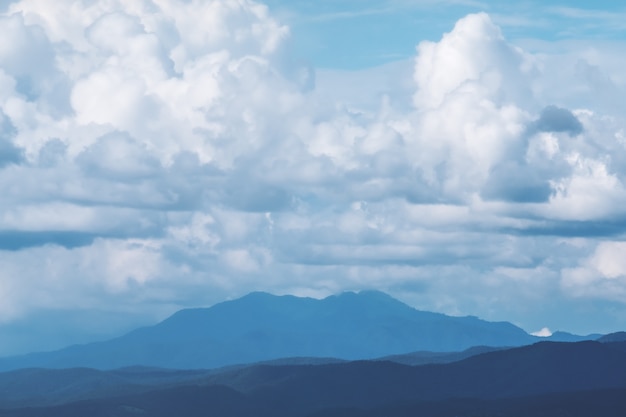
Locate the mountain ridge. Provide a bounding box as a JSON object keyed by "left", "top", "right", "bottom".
{"left": 2, "top": 341, "right": 626, "bottom": 416}
{"left": 0, "top": 291, "right": 598, "bottom": 371}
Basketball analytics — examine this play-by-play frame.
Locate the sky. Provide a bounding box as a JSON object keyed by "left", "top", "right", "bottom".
{"left": 1, "top": 0, "right": 626, "bottom": 356}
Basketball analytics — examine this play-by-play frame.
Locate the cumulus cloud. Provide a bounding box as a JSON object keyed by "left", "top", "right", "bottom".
{"left": 411, "top": 13, "right": 534, "bottom": 200}
{"left": 2, "top": 1, "right": 626, "bottom": 353}
{"left": 562, "top": 241, "right": 626, "bottom": 302}
{"left": 414, "top": 12, "right": 535, "bottom": 110}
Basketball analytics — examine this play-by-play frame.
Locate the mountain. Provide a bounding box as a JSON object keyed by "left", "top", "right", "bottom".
{"left": 0, "top": 347, "right": 509, "bottom": 409}
{"left": 306, "top": 389, "right": 626, "bottom": 417}
{"left": 201, "top": 340, "right": 626, "bottom": 407}
{"left": 2, "top": 341, "right": 626, "bottom": 417}
{"left": 546, "top": 330, "right": 602, "bottom": 342}
{"left": 0, "top": 345, "right": 505, "bottom": 409}
{"left": 598, "top": 332, "right": 626, "bottom": 343}
{"left": 376, "top": 345, "right": 507, "bottom": 366}
{"left": 0, "top": 291, "right": 551, "bottom": 370}
{"left": 0, "top": 367, "right": 214, "bottom": 409}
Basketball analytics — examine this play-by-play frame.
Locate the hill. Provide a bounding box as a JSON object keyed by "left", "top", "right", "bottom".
{"left": 2, "top": 341, "right": 626, "bottom": 417}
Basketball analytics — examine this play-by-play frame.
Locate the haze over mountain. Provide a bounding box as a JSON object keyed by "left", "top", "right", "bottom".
{"left": 0, "top": 291, "right": 595, "bottom": 371}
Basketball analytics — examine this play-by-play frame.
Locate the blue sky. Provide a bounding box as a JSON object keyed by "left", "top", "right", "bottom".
{"left": 263, "top": 0, "right": 626, "bottom": 68}
{"left": 1, "top": 0, "right": 626, "bottom": 356}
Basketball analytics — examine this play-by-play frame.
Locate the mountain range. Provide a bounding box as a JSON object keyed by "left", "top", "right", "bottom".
{"left": 0, "top": 291, "right": 597, "bottom": 371}
{"left": 1, "top": 339, "right": 626, "bottom": 416}
{"left": 0, "top": 290, "right": 623, "bottom": 416}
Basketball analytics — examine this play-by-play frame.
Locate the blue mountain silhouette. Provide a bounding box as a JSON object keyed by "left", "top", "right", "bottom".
{"left": 0, "top": 291, "right": 574, "bottom": 370}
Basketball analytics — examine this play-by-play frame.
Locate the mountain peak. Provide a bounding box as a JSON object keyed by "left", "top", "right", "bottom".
{"left": 326, "top": 290, "right": 398, "bottom": 301}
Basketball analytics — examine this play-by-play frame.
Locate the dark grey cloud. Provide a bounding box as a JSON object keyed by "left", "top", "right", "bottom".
{"left": 0, "top": 111, "right": 23, "bottom": 168}
{"left": 37, "top": 139, "right": 67, "bottom": 168}
{"left": 0, "top": 138, "right": 23, "bottom": 168}
{"left": 0, "top": 216, "right": 168, "bottom": 250}
{"left": 224, "top": 180, "right": 292, "bottom": 212}
{"left": 510, "top": 218, "right": 626, "bottom": 239}
{"left": 0, "top": 231, "right": 98, "bottom": 250}
{"left": 529, "top": 105, "right": 583, "bottom": 136}
{"left": 481, "top": 162, "right": 552, "bottom": 203}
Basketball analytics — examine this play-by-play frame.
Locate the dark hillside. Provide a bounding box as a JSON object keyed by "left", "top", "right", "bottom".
{"left": 2, "top": 341, "right": 626, "bottom": 417}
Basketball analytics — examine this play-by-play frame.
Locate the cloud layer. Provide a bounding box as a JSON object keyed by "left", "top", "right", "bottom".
{"left": 1, "top": 1, "right": 626, "bottom": 353}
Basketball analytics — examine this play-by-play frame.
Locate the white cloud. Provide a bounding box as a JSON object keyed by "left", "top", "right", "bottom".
{"left": 0, "top": 239, "right": 166, "bottom": 319}
{"left": 562, "top": 241, "right": 626, "bottom": 302}
{"left": 544, "top": 154, "right": 626, "bottom": 220}
{"left": 2, "top": 1, "right": 626, "bottom": 351}
{"left": 414, "top": 12, "right": 535, "bottom": 110}
{"left": 531, "top": 327, "right": 552, "bottom": 337}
